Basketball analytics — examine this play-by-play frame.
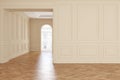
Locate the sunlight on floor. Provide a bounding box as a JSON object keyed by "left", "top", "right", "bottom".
{"left": 36, "top": 51, "right": 56, "bottom": 80}
{"left": 0, "top": 51, "right": 120, "bottom": 80}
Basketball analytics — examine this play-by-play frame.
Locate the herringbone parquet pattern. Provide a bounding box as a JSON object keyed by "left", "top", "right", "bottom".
{"left": 0, "top": 51, "right": 120, "bottom": 80}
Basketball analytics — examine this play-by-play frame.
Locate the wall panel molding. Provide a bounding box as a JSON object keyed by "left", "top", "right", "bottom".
{"left": 103, "top": 5, "right": 119, "bottom": 41}
{"left": 0, "top": 10, "right": 30, "bottom": 63}
{"left": 54, "top": 3, "right": 120, "bottom": 63}
{"left": 77, "top": 5, "right": 99, "bottom": 41}
{"left": 56, "top": 4, "right": 73, "bottom": 41}
{"left": 78, "top": 45, "right": 99, "bottom": 56}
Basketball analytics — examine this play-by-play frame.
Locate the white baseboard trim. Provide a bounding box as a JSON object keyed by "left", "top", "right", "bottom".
{"left": 0, "top": 50, "right": 30, "bottom": 64}
{"left": 53, "top": 57, "right": 120, "bottom": 63}
{"left": 0, "top": 58, "right": 10, "bottom": 64}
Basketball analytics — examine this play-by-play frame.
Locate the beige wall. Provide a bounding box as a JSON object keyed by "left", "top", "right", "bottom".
{"left": 30, "top": 19, "right": 52, "bottom": 51}
{"left": 0, "top": 10, "right": 29, "bottom": 63}
{"left": 54, "top": 4, "right": 120, "bottom": 63}
{"left": 0, "top": 9, "right": 4, "bottom": 63}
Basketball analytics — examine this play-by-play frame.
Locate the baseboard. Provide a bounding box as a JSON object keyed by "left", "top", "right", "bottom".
{"left": 53, "top": 57, "right": 120, "bottom": 63}
{"left": 0, "top": 50, "right": 30, "bottom": 64}
{"left": 13, "top": 50, "right": 30, "bottom": 58}
{"left": 0, "top": 58, "right": 10, "bottom": 64}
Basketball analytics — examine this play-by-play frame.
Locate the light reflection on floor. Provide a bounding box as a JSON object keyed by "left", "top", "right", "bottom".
{"left": 36, "top": 51, "right": 56, "bottom": 80}
{"left": 1, "top": 51, "right": 120, "bottom": 80}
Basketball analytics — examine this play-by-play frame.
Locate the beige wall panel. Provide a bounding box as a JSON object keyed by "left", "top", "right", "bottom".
{"left": 57, "top": 5, "right": 72, "bottom": 41}
{"left": 103, "top": 5, "right": 118, "bottom": 41}
{"left": 78, "top": 45, "right": 98, "bottom": 56}
{"left": 78, "top": 5, "right": 99, "bottom": 41}
{"left": 0, "top": 11, "right": 30, "bottom": 63}
{"left": 104, "top": 46, "right": 119, "bottom": 56}
{"left": 57, "top": 46, "right": 76, "bottom": 57}
{"left": 0, "top": 9, "right": 3, "bottom": 62}
{"left": 54, "top": 3, "right": 120, "bottom": 63}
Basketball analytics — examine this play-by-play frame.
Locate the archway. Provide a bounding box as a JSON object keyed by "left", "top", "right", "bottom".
{"left": 41, "top": 24, "right": 52, "bottom": 52}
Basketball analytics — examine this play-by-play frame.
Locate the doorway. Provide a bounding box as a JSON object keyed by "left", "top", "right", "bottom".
{"left": 41, "top": 24, "right": 52, "bottom": 52}
{"left": 2, "top": 8, "right": 55, "bottom": 79}
{"left": 4, "top": 9, "right": 54, "bottom": 63}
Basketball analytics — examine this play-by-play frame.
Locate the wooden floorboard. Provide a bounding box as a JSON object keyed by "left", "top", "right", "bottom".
{"left": 0, "top": 51, "right": 120, "bottom": 80}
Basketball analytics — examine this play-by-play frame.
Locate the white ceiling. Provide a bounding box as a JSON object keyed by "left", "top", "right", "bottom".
{"left": 24, "top": 12, "right": 53, "bottom": 19}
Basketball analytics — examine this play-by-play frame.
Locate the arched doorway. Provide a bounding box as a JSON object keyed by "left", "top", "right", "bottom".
{"left": 41, "top": 24, "right": 52, "bottom": 52}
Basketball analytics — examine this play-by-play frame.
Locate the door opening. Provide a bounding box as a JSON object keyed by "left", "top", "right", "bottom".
{"left": 41, "top": 24, "right": 52, "bottom": 52}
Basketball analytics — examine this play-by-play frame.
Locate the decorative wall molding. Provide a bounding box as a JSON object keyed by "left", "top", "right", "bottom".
{"left": 1, "top": 1, "right": 120, "bottom": 63}
{"left": 54, "top": 3, "right": 120, "bottom": 63}
{"left": 0, "top": 11, "right": 29, "bottom": 63}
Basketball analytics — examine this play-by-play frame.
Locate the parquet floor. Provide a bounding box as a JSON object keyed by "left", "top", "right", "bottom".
{"left": 0, "top": 51, "right": 120, "bottom": 80}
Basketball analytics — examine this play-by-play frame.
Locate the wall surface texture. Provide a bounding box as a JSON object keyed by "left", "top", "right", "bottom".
{"left": 54, "top": 3, "right": 120, "bottom": 63}
{"left": 0, "top": 0, "right": 120, "bottom": 63}
{"left": 0, "top": 11, "right": 29, "bottom": 63}
{"left": 30, "top": 19, "right": 52, "bottom": 51}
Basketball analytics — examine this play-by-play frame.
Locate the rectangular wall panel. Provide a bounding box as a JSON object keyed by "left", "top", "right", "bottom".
{"left": 78, "top": 45, "right": 98, "bottom": 56}
{"left": 104, "top": 46, "right": 119, "bottom": 56}
{"left": 57, "top": 46, "right": 76, "bottom": 57}
{"left": 103, "top": 5, "right": 118, "bottom": 41}
{"left": 0, "top": 11, "right": 30, "bottom": 63}
{"left": 57, "top": 5, "right": 72, "bottom": 41}
{"left": 77, "top": 5, "right": 99, "bottom": 41}
{"left": 54, "top": 3, "right": 120, "bottom": 63}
